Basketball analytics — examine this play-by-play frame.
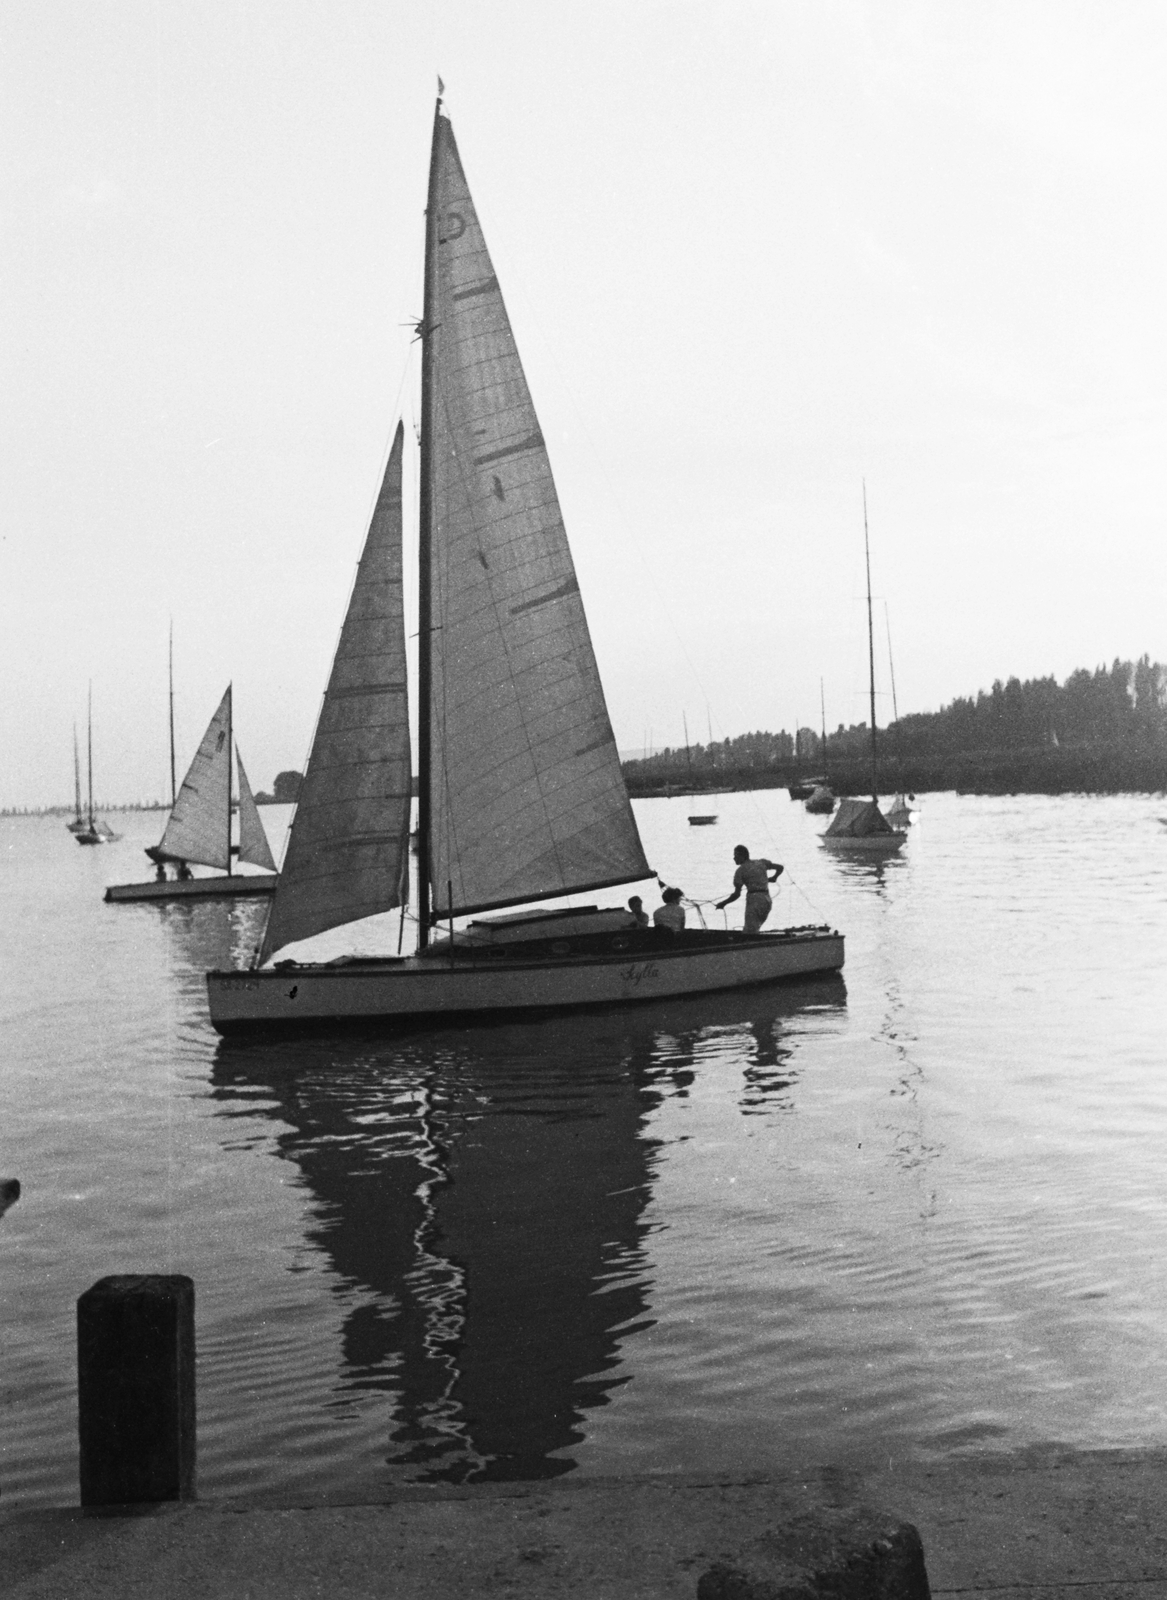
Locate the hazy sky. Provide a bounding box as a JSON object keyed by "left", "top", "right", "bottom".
{"left": 3, "top": 1, "right": 1165, "bottom": 808}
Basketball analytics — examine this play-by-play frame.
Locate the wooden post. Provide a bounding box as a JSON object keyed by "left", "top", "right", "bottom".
{"left": 77, "top": 1275, "right": 195, "bottom": 1506}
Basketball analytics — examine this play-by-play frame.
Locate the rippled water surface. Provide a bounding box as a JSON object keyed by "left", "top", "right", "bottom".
{"left": 2, "top": 790, "right": 1166, "bottom": 1507}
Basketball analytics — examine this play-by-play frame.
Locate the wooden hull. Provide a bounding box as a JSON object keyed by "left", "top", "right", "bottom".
{"left": 820, "top": 831, "right": 906, "bottom": 853}
{"left": 105, "top": 874, "right": 278, "bottom": 904}
{"left": 206, "top": 925, "right": 845, "bottom": 1036}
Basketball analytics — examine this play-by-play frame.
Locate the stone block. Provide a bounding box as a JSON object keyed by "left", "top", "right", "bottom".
{"left": 697, "top": 1507, "right": 930, "bottom": 1600}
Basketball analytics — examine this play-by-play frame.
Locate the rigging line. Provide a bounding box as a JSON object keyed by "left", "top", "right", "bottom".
{"left": 780, "top": 869, "right": 827, "bottom": 922}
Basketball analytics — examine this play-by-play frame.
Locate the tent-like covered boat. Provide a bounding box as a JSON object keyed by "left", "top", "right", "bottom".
{"left": 820, "top": 797, "right": 906, "bottom": 853}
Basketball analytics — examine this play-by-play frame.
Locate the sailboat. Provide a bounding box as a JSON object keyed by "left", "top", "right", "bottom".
{"left": 683, "top": 713, "right": 718, "bottom": 825}
{"left": 66, "top": 725, "right": 86, "bottom": 834}
{"left": 804, "top": 680, "right": 836, "bottom": 814}
{"left": 820, "top": 488, "right": 906, "bottom": 854}
{"left": 73, "top": 686, "right": 120, "bottom": 845}
{"left": 104, "top": 684, "right": 278, "bottom": 902}
{"left": 207, "top": 98, "right": 843, "bottom": 1035}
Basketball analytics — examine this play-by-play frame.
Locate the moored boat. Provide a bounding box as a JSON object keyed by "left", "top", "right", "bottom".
{"left": 818, "top": 487, "right": 905, "bottom": 854}
{"left": 820, "top": 796, "right": 905, "bottom": 853}
{"left": 207, "top": 97, "right": 844, "bottom": 1036}
{"left": 74, "top": 686, "right": 121, "bottom": 845}
{"left": 788, "top": 776, "right": 824, "bottom": 801}
{"left": 66, "top": 726, "right": 87, "bottom": 834}
{"left": 885, "top": 793, "right": 916, "bottom": 829}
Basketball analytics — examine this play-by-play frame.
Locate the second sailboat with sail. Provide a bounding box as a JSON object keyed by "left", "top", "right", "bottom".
{"left": 207, "top": 98, "right": 843, "bottom": 1035}
{"left": 104, "top": 684, "right": 278, "bottom": 902}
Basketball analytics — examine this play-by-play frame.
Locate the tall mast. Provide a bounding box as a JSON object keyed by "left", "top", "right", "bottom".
{"left": 884, "top": 602, "right": 900, "bottom": 724}
{"left": 416, "top": 97, "right": 443, "bottom": 948}
{"left": 73, "top": 724, "right": 82, "bottom": 822}
{"left": 863, "top": 481, "right": 878, "bottom": 801}
{"left": 820, "top": 678, "right": 827, "bottom": 768}
{"left": 226, "top": 683, "right": 234, "bottom": 871}
{"left": 87, "top": 681, "right": 94, "bottom": 827}
{"left": 168, "top": 620, "right": 177, "bottom": 808}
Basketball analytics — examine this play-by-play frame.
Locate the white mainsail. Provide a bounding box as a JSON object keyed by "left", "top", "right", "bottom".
{"left": 423, "top": 112, "right": 650, "bottom": 917}
{"left": 259, "top": 423, "right": 412, "bottom": 961}
{"left": 235, "top": 750, "right": 278, "bottom": 872}
{"left": 158, "top": 686, "right": 233, "bottom": 870}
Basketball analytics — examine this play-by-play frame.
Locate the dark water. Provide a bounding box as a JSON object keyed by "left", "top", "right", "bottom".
{"left": 3, "top": 790, "right": 1166, "bottom": 1506}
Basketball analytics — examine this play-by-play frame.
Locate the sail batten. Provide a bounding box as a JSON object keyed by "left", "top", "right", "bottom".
{"left": 158, "top": 687, "right": 233, "bottom": 870}
{"left": 422, "top": 113, "right": 650, "bottom": 918}
{"left": 259, "top": 423, "right": 412, "bottom": 962}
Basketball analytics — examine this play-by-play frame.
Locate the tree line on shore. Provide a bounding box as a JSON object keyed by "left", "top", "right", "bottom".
{"left": 623, "top": 656, "right": 1167, "bottom": 796}
{"left": 12, "top": 658, "right": 1166, "bottom": 814}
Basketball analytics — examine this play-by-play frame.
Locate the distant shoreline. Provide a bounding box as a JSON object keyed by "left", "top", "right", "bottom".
{"left": 624, "top": 745, "right": 1167, "bottom": 799}
{"left": 7, "top": 746, "right": 1167, "bottom": 816}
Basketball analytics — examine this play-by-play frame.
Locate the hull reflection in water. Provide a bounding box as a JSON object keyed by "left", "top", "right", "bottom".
{"left": 211, "top": 978, "right": 845, "bottom": 1484}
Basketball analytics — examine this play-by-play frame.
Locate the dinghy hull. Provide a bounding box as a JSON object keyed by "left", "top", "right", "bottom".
{"left": 207, "top": 925, "right": 844, "bottom": 1036}
{"left": 106, "top": 874, "right": 278, "bottom": 904}
{"left": 819, "top": 832, "right": 906, "bottom": 854}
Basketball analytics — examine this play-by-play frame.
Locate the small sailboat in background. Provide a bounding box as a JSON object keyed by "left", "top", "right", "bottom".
{"left": 207, "top": 97, "right": 843, "bottom": 1035}
{"left": 66, "top": 725, "right": 86, "bottom": 834}
{"left": 821, "top": 488, "right": 906, "bottom": 854}
{"left": 804, "top": 680, "right": 837, "bottom": 814}
{"left": 104, "top": 684, "right": 278, "bottom": 902}
{"left": 683, "top": 712, "right": 718, "bottom": 824}
{"left": 73, "top": 687, "right": 120, "bottom": 845}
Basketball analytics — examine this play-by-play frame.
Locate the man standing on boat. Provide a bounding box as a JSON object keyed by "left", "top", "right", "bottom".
{"left": 717, "top": 845, "right": 783, "bottom": 934}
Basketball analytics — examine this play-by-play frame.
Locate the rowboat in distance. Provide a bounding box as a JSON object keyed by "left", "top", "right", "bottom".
{"left": 105, "top": 685, "right": 278, "bottom": 903}
{"left": 207, "top": 97, "right": 844, "bottom": 1036}
{"left": 787, "top": 776, "right": 825, "bottom": 801}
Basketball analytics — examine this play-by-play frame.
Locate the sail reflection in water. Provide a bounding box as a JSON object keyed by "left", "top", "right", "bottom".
{"left": 210, "top": 981, "right": 843, "bottom": 1486}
